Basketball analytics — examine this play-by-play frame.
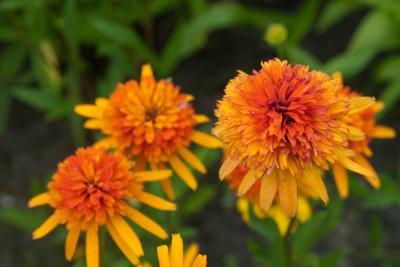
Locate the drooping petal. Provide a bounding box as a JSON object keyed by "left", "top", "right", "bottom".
{"left": 86, "top": 223, "right": 99, "bottom": 267}
{"left": 303, "top": 167, "right": 329, "bottom": 204}
{"left": 332, "top": 162, "right": 349, "bottom": 198}
{"left": 337, "top": 154, "right": 375, "bottom": 177}
{"left": 125, "top": 206, "right": 168, "bottom": 239}
{"left": 191, "top": 130, "right": 223, "bottom": 148}
{"left": 354, "top": 154, "right": 381, "bottom": 189}
{"left": 259, "top": 171, "right": 278, "bottom": 212}
{"left": 161, "top": 178, "right": 176, "bottom": 200}
{"left": 109, "top": 215, "right": 144, "bottom": 257}
{"left": 238, "top": 169, "right": 257, "bottom": 196}
{"left": 28, "top": 193, "right": 50, "bottom": 207}
{"left": 136, "top": 192, "right": 176, "bottom": 211}
{"left": 169, "top": 155, "right": 198, "bottom": 190}
{"left": 107, "top": 222, "right": 140, "bottom": 265}
{"left": 65, "top": 224, "right": 80, "bottom": 261}
{"left": 33, "top": 213, "right": 61, "bottom": 239}
{"left": 178, "top": 148, "right": 207, "bottom": 174}
{"left": 219, "top": 156, "right": 241, "bottom": 180}
{"left": 278, "top": 171, "right": 298, "bottom": 217}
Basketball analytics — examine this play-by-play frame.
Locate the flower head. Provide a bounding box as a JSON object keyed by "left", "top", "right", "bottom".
{"left": 332, "top": 79, "right": 396, "bottom": 197}
{"left": 214, "top": 59, "right": 376, "bottom": 216}
{"left": 75, "top": 65, "right": 222, "bottom": 199}
{"left": 139, "top": 234, "right": 207, "bottom": 267}
{"left": 29, "top": 147, "right": 176, "bottom": 267}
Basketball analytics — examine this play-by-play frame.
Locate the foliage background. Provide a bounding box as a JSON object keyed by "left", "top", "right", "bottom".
{"left": 0, "top": 0, "right": 399, "bottom": 266}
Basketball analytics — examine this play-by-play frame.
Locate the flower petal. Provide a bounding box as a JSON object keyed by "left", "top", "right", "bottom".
{"left": 178, "top": 148, "right": 207, "bottom": 174}
{"left": 136, "top": 191, "right": 176, "bottom": 211}
{"left": 65, "top": 224, "right": 80, "bottom": 261}
{"left": 107, "top": 222, "right": 140, "bottom": 265}
{"left": 303, "top": 167, "right": 329, "bottom": 204}
{"left": 219, "top": 156, "right": 241, "bottom": 180}
{"left": 169, "top": 155, "right": 198, "bottom": 190}
{"left": 192, "top": 255, "right": 207, "bottom": 267}
{"left": 238, "top": 169, "right": 257, "bottom": 196}
{"left": 135, "top": 170, "right": 172, "bottom": 181}
{"left": 348, "top": 96, "right": 375, "bottom": 115}
{"left": 157, "top": 245, "right": 171, "bottom": 267}
{"left": 278, "top": 171, "right": 297, "bottom": 217}
{"left": 354, "top": 154, "right": 381, "bottom": 189}
{"left": 193, "top": 114, "right": 210, "bottom": 124}
{"left": 86, "top": 223, "right": 99, "bottom": 267}
{"left": 332, "top": 162, "right": 349, "bottom": 198}
{"left": 260, "top": 171, "right": 278, "bottom": 212}
{"left": 191, "top": 130, "right": 223, "bottom": 148}
{"left": 372, "top": 125, "right": 396, "bottom": 139}
{"left": 183, "top": 243, "right": 199, "bottom": 267}
{"left": 28, "top": 192, "right": 50, "bottom": 207}
{"left": 125, "top": 206, "right": 168, "bottom": 239}
{"left": 32, "top": 213, "right": 60, "bottom": 239}
{"left": 171, "top": 234, "right": 183, "bottom": 267}
{"left": 109, "top": 215, "right": 144, "bottom": 257}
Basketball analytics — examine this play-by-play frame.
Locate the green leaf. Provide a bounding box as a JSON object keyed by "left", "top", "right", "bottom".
{"left": 317, "top": 0, "right": 360, "bottom": 32}
{"left": 181, "top": 185, "right": 217, "bottom": 216}
{"left": 287, "top": 46, "right": 322, "bottom": 70}
{"left": 377, "top": 77, "right": 400, "bottom": 118}
{"left": 0, "top": 207, "right": 45, "bottom": 231}
{"left": 368, "top": 216, "right": 383, "bottom": 250}
{"left": 0, "top": 88, "right": 11, "bottom": 135}
{"left": 289, "top": 0, "right": 320, "bottom": 44}
{"left": 319, "top": 250, "right": 348, "bottom": 267}
{"left": 374, "top": 56, "right": 400, "bottom": 82}
{"left": 0, "top": 43, "right": 26, "bottom": 81}
{"left": 12, "top": 87, "right": 58, "bottom": 111}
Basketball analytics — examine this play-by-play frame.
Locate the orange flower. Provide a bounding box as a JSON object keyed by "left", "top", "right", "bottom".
{"left": 332, "top": 83, "right": 396, "bottom": 198}
{"left": 75, "top": 65, "right": 222, "bottom": 199}
{"left": 29, "top": 147, "right": 176, "bottom": 267}
{"left": 214, "top": 59, "right": 375, "bottom": 216}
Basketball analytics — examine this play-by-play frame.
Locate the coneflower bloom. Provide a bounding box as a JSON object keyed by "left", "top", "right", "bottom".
{"left": 332, "top": 83, "right": 396, "bottom": 198}
{"left": 214, "top": 59, "right": 376, "bottom": 217}
{"left": 28, "top": 147, "right": 176, "bottom": 267}
{"left": 139, "top": 233, "right": 207, "bottom": 267}
{"left": 75, "top": 65, "right": 222, "bottom": 199}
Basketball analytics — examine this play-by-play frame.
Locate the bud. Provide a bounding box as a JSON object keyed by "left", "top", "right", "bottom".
{"left": 264, "top": 23, "right": 288, "bottom": 46}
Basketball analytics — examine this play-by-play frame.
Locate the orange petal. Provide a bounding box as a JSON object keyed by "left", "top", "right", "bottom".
{"left": 219, "top": 156, "right": 241, "bottom": 180}
{"left": 28, "top": 192, "right": 50, "bottom": 207}
{"left": 191, "top": 130, "right": 223, "bottom": 148}
{"left": 86, "top": 223, "right": 99, "bottom": 267}
{"left": 178, "top": 148, "right": 207, "bottom": 174}
{"left": 169, "top": 155, "right": 198, "bottom": 190}
{"left": 33, "top": 213, "right": 60, "bottom": 239}
{"left": 238, "top": 169, "right": 257, "bottom": 196}
{"left": 260, "top": 171, "right": 278, "bottom": 212}
{"left": 353, "top": 154, "right": 381, "bottom": 189}
{"left": 372, "top": 125, "right": 396, "bottom": 139}
{"left": 65, "top": 224, "right": 80, "bottom": 261}
{"left": 278, "top": 171, "right": 298, "bottom": 217}
{"left": 332, "top": 162, "right": 349, "bottom": 198}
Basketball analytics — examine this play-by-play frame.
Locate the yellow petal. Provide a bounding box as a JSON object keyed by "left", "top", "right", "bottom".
{"left": 238, "top": 169, "right": 257, "bottom": 196}
{"left": 28, "top": 192, "right": 50, "bottom": 207}
{"left": 171, "top": 234, "right": 183, "bottom": 267}
{"left": 297, "top": 197, "right": 312, "bottom": 223}
{"left": 354, "top": 154, "right": 381, "bottom": 189}
{"left": 192, "top": 255, "right": 207, "bottom": 267}
{"left": 94, "top": 137, "right": 117, "bottom": 149}
{"left": 125, "top": 206, "right": 168, "bottom": 239}
{"left": 219, "top": 156, "right": 241, "bottom": 180}
{"left": 157, "top": 245, "right": 171, "bottom": 267}
{"left": 169, "top": 155, "right": 198, "bottom": 190}
{"left": 178, "top": 148, "right": 207, "bottom": 174}
{"left": 372, "top": 125, "right": 396, "bottom": 139}
{"left": 191, "top": 130, "right": 223, "bottom": 148}
{"left": 278, "top": 172, "right": 297, "bottom": 217}
{"left": 135, "top": 170, "right": 172, "bottom": 181}
{"left": 348, "top": 96, "right": 375, "bottom": 115}
{"left": 347, "top": 126, "right": 365, "bottom": 141}
{"left": 161, "top": 178, "right": 176, "bottom": 200}
{"left": 332, "top": 162, "right": 349, "bottom": 198}
{"left": 136, "top": 192, "right": 176, "bottom": 211}
{"left": 84, "top": 119, "right": 104, "bottom": 129}
{"left": 303, "top": 167, "right": 329, "bottom": 204}
{"left": 86, "top": 224, "right": 99, "bottom": 267}
{"left": 107, "top": 222, "right": 140, "bottom": 265}
{"left": 109, "top": 215, "right": 144, "bottom": 257}
{"left": 33, "top": 213, "right": 60, "bottom": 239}
{"left": 337, "top": 155, "right": 375, "bottom": 177}
{"left": 65, "top": 224, "right": 80, "bottom": 261}
{"left": 141, "top": 64, "right": 154, "bottom": 80}
{"left": 267, "top": 206, "right": 290, "bottom": 236}
{"left": 372, "top": 101, "right": 384, "bottom": 112}
{"left": 193, "top": 114, "right": 210, "bottom": 124}
{"left": 260, "top": 171, "right": 278, "bottom": 212}
{"left": 74, "top": 104, "right": 102, "bottom": 118}
{"left": 183, "top": 243, "right": 199, "bottom": 267}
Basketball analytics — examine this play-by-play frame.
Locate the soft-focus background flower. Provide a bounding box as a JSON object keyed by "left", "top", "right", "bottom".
{"left": 0, "top": 0, "right": 399, "bottom": 267}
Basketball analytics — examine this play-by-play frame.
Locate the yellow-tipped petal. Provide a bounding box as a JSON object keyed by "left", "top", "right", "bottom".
{"left": 347, "top": 126, "right": 365, "bottom": 141}
{"left": 219, "top": 156, "right": 241, "bottom": 180}
{"left": 161, "top": 178, "right": 176, "bottom": 200}
{"left": 65, "top": 224, "right": 80, "bottom": 261}
{"left": 348, "top": 96, "right": 375, "bottom": 115}
{"left": 337, "top": 155, "right": 375, "bottom": 177}
{"left": 278, "top": 172, "right": 297, "bottom": 217}
{"left": 169, "top": 155, "right": 198, "bottom": 190}
{"left": 74, "top": 104, "right": 101, "bottom": 118}
{"left": 178, "top": 148, "right": 207, "bottom": 174}
{"left": 183, "top": 243, "right": 200, "bottom": 267}
{"left": 28, "top": 193, "right": 50, "bottom": 207}
{"left": 32, "top": 213, "right": 60, "bottom": 239}
{"left": 193, "top": 114, "right": 210, "bottom": 124}
{"left": 125, "top": 206, "right": 168, "bottom": 239}
{"left": 191, "top": 130, "right": 223, "bottom": 148}
{"left": 86, "top": 224, "right": 99, "bottom": 267}
{"left": 136, "top": 192, "right": 176, "bottom": 211}
{"left": 109, "top": 215, "right": 144, "bottom": 257}
{"left": 303, "top": 167, "right": 329, "bottom": 204}
{"left": 135, "top": 170, "right": 172, "bottom": 181}
{"left": 192, "top": 255, "right": 207, "bottom": 267}
{"left": 107, "top": 222, "right": 140, "bottom": 265}
{"left": 354, "top": 154, "right": 381, "bottom": 189}
{"left": 84, "top": 119, "right": 104, "bottom": 129}
{"left": 141, "top": 64, "right": 154, "bottom": 80}
{"left": 260, "top": 171, "right": 278, "bottom": 212}
{"left": 332, "top": 162, "right": 349, "bottom": 198}
{"left": 372, "top": 125, "right": 396, "bottom": 139}
{"left": 372, "top": 101, "right": 384, "bottom": 112}
{"left": 157, "top": 245, "right": 171, "bottom": 267}
{"left": 171, "top": 234, "right": 184, "bottom": 267}
{"left": 237, "top": 169, "right": 257, "bottom": 196}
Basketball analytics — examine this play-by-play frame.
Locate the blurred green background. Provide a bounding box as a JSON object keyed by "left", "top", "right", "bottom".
{"left": 0, "top": 0, "right": 400, "bottom": 266}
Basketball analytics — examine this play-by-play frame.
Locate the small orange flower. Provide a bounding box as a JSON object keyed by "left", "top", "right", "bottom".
{"left": 75, "top": 65, "right": 222, "bottom": 199}
{"left": 214, "top": 59, "right": 376, "bottom": 216}
{"left": 332, "top": 82, "right": 396, "bottom": 198}
{"left": 29, "top": 147, "right": 176, "bottom": 267}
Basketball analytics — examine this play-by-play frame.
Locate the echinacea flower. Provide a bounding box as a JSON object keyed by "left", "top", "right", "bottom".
{"left": 139, "top": 234, "right": 207, "bottom": 267}
{"left": 214, "top": 59, "right": 376, "bottom": 217}
{"left": 332, "top": 80, "right": 396, "bottom": 198}
{"left": 75, "top": 65, "right": 222, "bottom": 199}
{"left": 29, "top": 147, "right": 176, "bottom": 267}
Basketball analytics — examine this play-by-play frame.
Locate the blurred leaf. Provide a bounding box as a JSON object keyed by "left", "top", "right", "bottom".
{"left": 0, "top": 88, "right": 11, "bottom": 135}
{"left": 287, "top": 46, "right": 322, "bottom": 69}
{"left": 292, "top": 251, "right": 320, "bottom": 267}
{"left": 374, "top": 56, "right": 400, "bottom": 82}
{"left": 0, "top": 25, "right": 19, "bottom": 41}
{"left": 0, "top": 0, "right": 25, "bottom": 11}
{"left": 181, "top": 185, "right": 217, "bottom": 216}
{"left": 289, "top": 0, "right": 320, "bottom": 44}
{"left": 319, "top": 249, "right": 347, "bottom": 267}
{"left": 368, "top": 216, "right": 383, "bottom": 250}
{"left": 12, "top": 87, "right": 59, "bottom": 111}
{"left": 377, "top": 77, "right": 400, "bottom": 118}
{"left": 0, "top": 208, "right": 45, "bottom": 231}
{"left": 317, "top": 0, "right": 359, "bottom": 32}
{"left": 360, "top": 174, "right": 400, "bottom": 208}
{"left": 354, "top": 0, "right": 400, "bottom": 16}
{"left": 31, "top": 54, "right": 61, "bottom": 94}
{"left": 0, "top": 43, "right": 26, "bottom": 81}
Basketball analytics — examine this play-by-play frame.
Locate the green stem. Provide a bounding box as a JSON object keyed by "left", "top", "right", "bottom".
{"left": 284, "top": 218, "right": 295, "bottom": 267}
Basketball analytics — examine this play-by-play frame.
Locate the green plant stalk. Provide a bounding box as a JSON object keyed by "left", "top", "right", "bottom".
{"left": 284, "top": 218, "right": 295, "bottom": 267}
